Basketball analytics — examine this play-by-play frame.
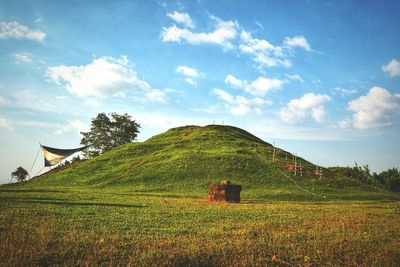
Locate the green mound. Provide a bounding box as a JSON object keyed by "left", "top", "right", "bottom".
{"left": 22, "top": 125, "right": 397, "bottom": 200}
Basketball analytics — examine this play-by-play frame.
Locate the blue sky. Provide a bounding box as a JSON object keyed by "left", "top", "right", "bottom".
{"left": 1, "top": 0, "right": 399, "bottom": 183}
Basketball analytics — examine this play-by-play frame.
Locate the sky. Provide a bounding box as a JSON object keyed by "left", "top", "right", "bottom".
{"left": 0, "top": 0, "right": 399, "bottom": 184}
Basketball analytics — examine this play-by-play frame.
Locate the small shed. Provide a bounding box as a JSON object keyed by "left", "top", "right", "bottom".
{"left": 207, "top": 180, "right": 242, "bottom": 203}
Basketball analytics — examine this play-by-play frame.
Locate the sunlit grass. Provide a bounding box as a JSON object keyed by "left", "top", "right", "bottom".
{"left": 1, "top": 188, "right": 399, "bottom": 266}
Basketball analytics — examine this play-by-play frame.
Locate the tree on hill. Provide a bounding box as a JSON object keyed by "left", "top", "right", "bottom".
{"left": 373, "top": 168, "right": 400, "bottom": 192}
{"left": 80, "top": 112, "right": 140, "bottom": 158}
{"left": 329, "top": 164, "right": 400, "bottom": 192}
{"left": 11, "top": 166, "right": 29, "bottom": 182}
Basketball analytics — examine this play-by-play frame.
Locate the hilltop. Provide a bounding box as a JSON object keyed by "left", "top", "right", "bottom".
{"left": 20, "top": 125, "right": 396, "bottom": 200}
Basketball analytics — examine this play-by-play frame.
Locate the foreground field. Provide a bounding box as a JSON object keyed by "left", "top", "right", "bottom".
{"left": 1, "top": 187, "right": 399, "bottom": 266}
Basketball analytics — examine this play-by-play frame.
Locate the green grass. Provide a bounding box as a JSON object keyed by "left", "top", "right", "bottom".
{"left": 0, "top": 188, "right": 399, "bottom": 266}
{"left": 1, "top": 125, "right": 399, "bottom": 265}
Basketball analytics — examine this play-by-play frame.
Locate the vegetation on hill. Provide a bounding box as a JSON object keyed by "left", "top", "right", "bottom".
{"left": 22, "top": 125, "right": 398, "bottom": 200}
{"left": 80, "top": 112, "right": 140, "bottom": 158}
{"left": 10, "top": 166, "right": 29, "bottom": 182}
{"left": 329, "top": 164, "right": 400, "bottom": 192}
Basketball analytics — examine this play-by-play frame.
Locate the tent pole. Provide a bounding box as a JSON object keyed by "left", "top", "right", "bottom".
{"left": 29, "top": 144, "right": 41, "bottom": 178}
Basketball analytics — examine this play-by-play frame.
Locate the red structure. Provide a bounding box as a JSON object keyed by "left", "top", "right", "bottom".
{"left": 207, "top": 181, "right": 242, "bottom": 203}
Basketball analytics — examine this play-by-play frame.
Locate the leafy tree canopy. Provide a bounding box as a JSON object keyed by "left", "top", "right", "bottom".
{"left": 80, "top": 112, "right": 140, "bottom": 158}
{"left": 11, "top": 166, "right": 29, "bottom": 182}
{"left": 329, "top": 164, "right": 400, "bottom": 192}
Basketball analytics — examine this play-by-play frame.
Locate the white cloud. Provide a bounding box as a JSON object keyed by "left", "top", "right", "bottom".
{"left": 176, "top": 65, "right": 203, "bottom": 85}
{"left": 0, "top": 96, "right": 11, "bottom": 106}
{"left": 286, "top": 74, "right": 304, "bottom": 83}
{"left": 0, "top": 21, "right": 46, "bottom": 41}
{"left": 224, "top": 74, "right": 284, "bottom": 97}
{"left": 348, "top": 86, "right": 400, "bottom": 129}
{"left": 310, "top": 105, "right": 326, "bottom": 122}
{"left": 13, "top": 120, "right": 54, "bottom": 129}
{"left": 338, "top": 119, "right": 351, "bottom": 129}
{"left": 239, "top": 30, "right": 289, "bottom": 68}
{"left": 213, "top": 88, "right": 233, "bottom": 102}
{"left": 161, "top": 14, "right": 312, "bottom": 69}
{"left": 0, "top": 117, "right": 13, "bottom": 130}
{"left": 225, "top": 74, "right": 245, "bottom": 88}
{"left": 184, "top": 78, "right": 194, "bottom": 85}
{"left": 284, "top": 36, "right": 311, "bottom": 51}
{"left": 312, "top": 79, "right": 321, "bottom": 84}
{"left": 47, "top": 56, "right": 137, "bottom": 97}
{"left": 166, "top": 11, "right": 195, "bottom": 28}
{"left": 176, "top": 65, "right": 201, "bottom": 78}
{"left": 47, "top": 55, "right": 168, "bottom": 102}
{"left": 333, "top": 87, "right": 357, "bottom": 97}
{"left": 145, "top": 89, "right": 168, "bottom": 103}
{"left": 13, "top": 52, "right": 32, "bottom": 63}
{"left": 213, "top": 88, "right": 271, "bottom": 115}
{"left": 254, "top": 21, "right": 264, "bottom": 30}
{"left": 161, "top": 15, "right": 238, "bottom": 49}
{"left": 246, "top": 77, "right": 284, "bottom": 96}
{"left": 280, "top": 93, "right": 331, "bottom": 123}
{"left": 13, "top": 90, "right": 64, "bottom": 113}
{"left": 84, "top": 99, "right": 101, "bottom": 108}
{"left": 55, "top": 120, "right": 88, "bottom": 136}
{"left": 382, "top": 59, "right": 400, "bottom": 77}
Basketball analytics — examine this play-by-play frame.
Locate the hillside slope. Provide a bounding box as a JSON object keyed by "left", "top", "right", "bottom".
{"left": 23, "top": 125, "right": 395, "bottom": 200}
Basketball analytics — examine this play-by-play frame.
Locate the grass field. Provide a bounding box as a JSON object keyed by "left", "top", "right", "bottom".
{"left": 2, "top": 125, "right": 399, "bottom": 266}
{"left": 1, "top": 187, "right": 399, "bottom": 266}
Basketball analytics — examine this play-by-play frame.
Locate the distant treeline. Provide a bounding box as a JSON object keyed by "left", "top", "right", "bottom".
{"left": 329, "top": 164, "right": 400, "bottom": 192}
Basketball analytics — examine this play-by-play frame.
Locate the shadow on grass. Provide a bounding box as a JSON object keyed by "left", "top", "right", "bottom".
{"left": 114, "top": 192, "right": 200, "bottom": 199}
{"left": 0, "top": 197, "right": 144, "bottom": 208}
{"left": 0, "top": 196, "right": 67, "bottom": 202}
{"left": 0, "top": 188, "right": 67, "bottom": 193}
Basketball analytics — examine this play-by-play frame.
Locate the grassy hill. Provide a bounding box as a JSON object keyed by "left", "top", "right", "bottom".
{"left": 2, "top": 125, "right": 399, "bottom": 266}
{"left": 22, "top": 125, "right": 396, "bottom": 200}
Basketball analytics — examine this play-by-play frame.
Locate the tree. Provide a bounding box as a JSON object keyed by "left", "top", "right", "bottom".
{"left": 11, "top": 167, "right": 29, "bottom": 182}
{"left": 376, "top": 168, "right": 400, "bottom": 192}
{"left": 80, "top": 112, "right": 140, "bottom": 158}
